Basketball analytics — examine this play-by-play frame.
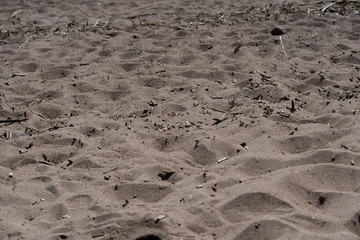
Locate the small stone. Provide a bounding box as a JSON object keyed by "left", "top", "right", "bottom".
{"left": 271, "top": 27, "right": 285, "bottom": 36}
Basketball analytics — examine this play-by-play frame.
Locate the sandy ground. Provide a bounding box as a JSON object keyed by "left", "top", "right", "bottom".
{"left": 1, "top": 0, "right": 360, "bottom": 239}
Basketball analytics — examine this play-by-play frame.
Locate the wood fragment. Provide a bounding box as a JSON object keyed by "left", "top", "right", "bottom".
{"left": 321, "top": 1, "right": 337, "bottom": 12}
{"left": 147, "top": 100, "right": 157, "bottom": 106}
{"left": 211, "top": 93, "right": 223, "bottom": 99}
{"left": 122, "top": 199, "right": 129, "bottom": 207}
{"left": 0, "top": 118, "right": 27, "bottom": 123}
{"left": 38, "top": 161, "right": 55, "bottom": 166}
{"left": 6, "top": 130, "right": 11, "bottom": 140}
{"left": 277, "top": 111, "right": 290, "bottom": 118}
{"left": 92, "top": 234, "right": 105, "bottom": 238}
{"left": 93, "top": 19, "right": 100, "bottom": 28}
{"left": 66, "top": 160, "right": 73, "bottom": 167}
{"left": 11, "top": 73, "right": 27, "bottom": 77}
{"left": 79, "top": 8, "right": 91, "bottom": 17}
{"left": 34, "top": 111, "right": 46, "bottom": 119}
{"left": 279, "top": 36, "right": 286, "bottom": 55}
{"left": 241, "top": 142, "right": 249, "bottom": 150}
{"left": 286, "top": 100, "right": 296, "bottom": 112}
{"left": 119, "top": 180, "right": 131, "bottom": 184}
{"left": 217, "top": 157, "right": 229, "bottom": 163}
{"left": 19, "top": 149, "right": 28, "bottom": 154}
{"left": 155, "top": 69, "right": 166, "bottom": 74}
{"left": 193, "top": 140, "right": 199, "bottom": 150}
{"left": 155, "top": 214, "right": 166, "bottom": 223}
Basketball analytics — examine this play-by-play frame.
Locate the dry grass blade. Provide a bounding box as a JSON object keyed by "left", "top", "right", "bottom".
{"left": 93, "top": 19, "right": 100, "bottom": 28}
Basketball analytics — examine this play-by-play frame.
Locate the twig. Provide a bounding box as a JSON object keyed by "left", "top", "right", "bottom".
{"left": 193, "top": 140, "right": 199, "bottom": 150}
{"left": 321, "top": 1, "right": 337, "bottom": 12}
{"left": 79, "top": 8, "right": 91, "bottom": 17}
{"left": 279, "top": 36, "right": 286, "bottom": 55}
{"left": 209, "top": 107, "right": 227, "bottom": 113}
{"left": 11, "top": 73, "right": 27, "bottom": 77}
{"left": 18, "top": 38, "right": 28, "bottom": 50}
{"left": 0, "top": 118, "right": 27, "bottom": 123}
{"left": 38, "top": 161, "right": 55, "bottom": 166}
{"left": 93, "top": 19, "right": 100, "bottom": 28}
{"left": 211, "top": 96, "right": 223, "bottom": 99}
{"left": 217, "top": 157, "right": 229, "bottom": 163}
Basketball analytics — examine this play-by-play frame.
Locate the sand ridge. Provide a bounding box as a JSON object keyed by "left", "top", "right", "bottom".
{"left": 0, "top": 0, "right": 360, "bottom": 239}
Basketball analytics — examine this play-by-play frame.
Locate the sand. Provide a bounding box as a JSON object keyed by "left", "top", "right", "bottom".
{"left": 0, "top": 0, "right": 360, "bottom": 239}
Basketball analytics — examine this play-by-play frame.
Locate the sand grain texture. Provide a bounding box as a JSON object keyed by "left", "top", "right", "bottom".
{"left": 0, "top": 0, "right": 360, "bottom": 239}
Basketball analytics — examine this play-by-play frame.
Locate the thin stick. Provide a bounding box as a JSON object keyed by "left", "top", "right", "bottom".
{"left": 0, "top": 118, "right": 27, "bottom": 123}
{"left": 18, "top": 38, "right": 28, "bottom": 50}
{"left": 79, "top": 8, "right": 91, "bottom": 17}
{"left": 213, "top": 112, "right": 228, "bottom": 124}
{"left": 11, "top": 73, "right": 27, "bottom": 77}
{"left": 217, "top": 157, "right": 229, "bottom": 163}
{"left": 279, "top": 36, "right": 286, "bottom": 55}
{"left": 321, "top": 2, "right": 337, "bottom": 12}
{"left": 38, "top": 161, "right": 55, "bottom": 166}
{"left": 93, "top": 19, "right": 100, "bottom": 28}
{"left": 209, "top": 107, "right": 227, "bottom": 113}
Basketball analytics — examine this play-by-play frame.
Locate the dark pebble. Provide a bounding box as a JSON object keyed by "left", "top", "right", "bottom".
{"left": 271, "top": 27, "right": 285, "bottom": 36}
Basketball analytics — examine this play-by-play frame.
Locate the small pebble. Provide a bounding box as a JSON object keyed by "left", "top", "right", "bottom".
{"left": 271, "top": 27, "right": 285, "bottom": 36}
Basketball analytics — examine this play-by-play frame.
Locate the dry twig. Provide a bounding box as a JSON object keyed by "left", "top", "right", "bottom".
{"left": 0, "top": 118, "right": 27, "bottom": 123}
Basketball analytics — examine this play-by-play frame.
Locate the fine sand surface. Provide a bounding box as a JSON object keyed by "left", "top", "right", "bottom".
{"left": 1, "top": 0, "right": 360, "bottom": 239}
